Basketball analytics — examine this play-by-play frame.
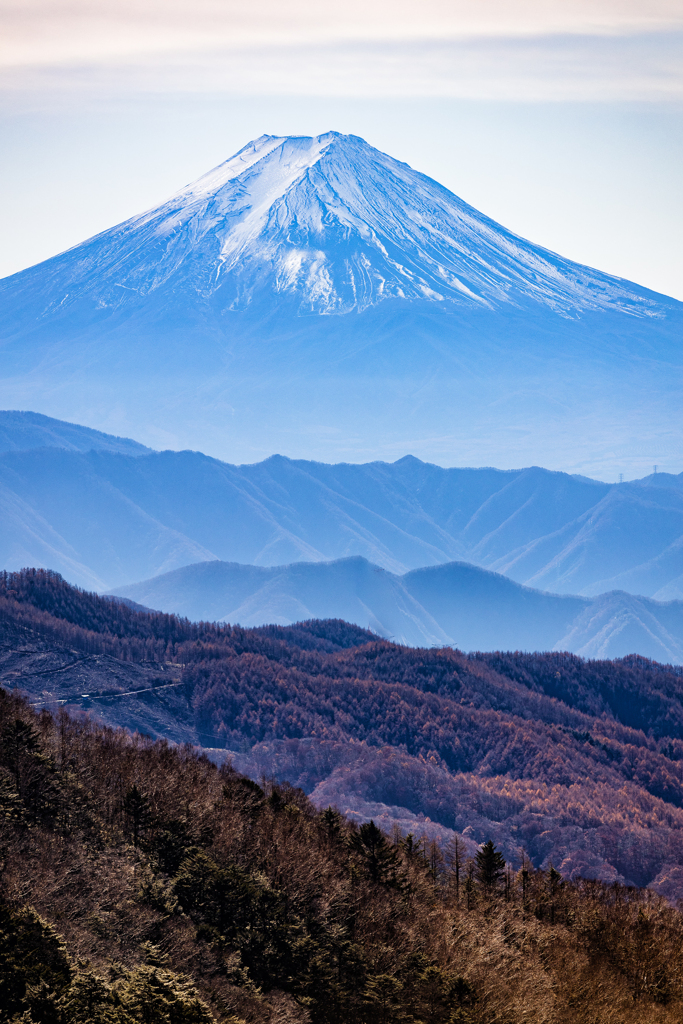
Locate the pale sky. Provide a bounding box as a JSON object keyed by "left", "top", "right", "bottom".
{"left": 1, "top": 0, "right": 682, "bottom": 297}
{"left": 3, "top": 1, "right": 683, "bottom": 62}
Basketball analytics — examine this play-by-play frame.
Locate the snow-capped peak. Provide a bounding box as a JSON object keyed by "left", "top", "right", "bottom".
{"left": 13, "top": 132, "right": 661, "bottom": 319}
{"left": 172, "top": 133, "right": 335, "bottom": 200}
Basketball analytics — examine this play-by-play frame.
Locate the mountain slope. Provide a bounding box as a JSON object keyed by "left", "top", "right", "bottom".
{"left": 6, "top": 680, "right": 683, "bottom": 1024}
{"left": 110, "top": 556, "right": 683, "bottom": 664}
{"left": 1, "top": 132, "right": 660, "bottom": 321}
{"left": 2, "top": 438, "right": 683, "bottom": 598}
{"left": 0, "top": 410, "right": 151, "bottom": 455}
{"left": 9, "top": 568, "right": 683, "bottom": 905}
{"left": 1, "top": 134, "right": 681, "bottom": 473}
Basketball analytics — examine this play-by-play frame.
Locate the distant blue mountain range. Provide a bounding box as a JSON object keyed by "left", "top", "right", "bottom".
{"left": 0, "top": 410, "right": 151, "bottom": 456}
{"left": 110, "top": 556, "right": 683, "bottom": 664}
{"left": 1, "top": 412, "right": 683, "bottom": 616}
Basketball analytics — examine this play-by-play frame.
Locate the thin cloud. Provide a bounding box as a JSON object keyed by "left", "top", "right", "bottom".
{"left": 1, "top": 0, "right": 682, "bottom": 102}
{"left": 2, "top": 0, "right": 683, "bottom": 66}
{"left": 2, "top": 33, "right": 682, "bottom": 103}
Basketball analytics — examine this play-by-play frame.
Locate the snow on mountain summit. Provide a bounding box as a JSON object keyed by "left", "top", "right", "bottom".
{"left": 173, "top": 133, "right": 331, "bottom": 200}
{"left": 13, "top": 132, "right": 657, "bottom": 319}
{"left": 0, "top": 131, "right": 682, "bottom": 476}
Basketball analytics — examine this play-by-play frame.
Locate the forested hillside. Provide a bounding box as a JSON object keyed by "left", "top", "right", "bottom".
{"left": 3, "top": 685, "right": 683, "bottom": 1024}
{"left": 5, "top": 569, "right": 683, "bottom": 897}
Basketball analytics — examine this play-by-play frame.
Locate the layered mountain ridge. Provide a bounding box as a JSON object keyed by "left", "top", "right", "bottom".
{"left": 111, "top": 555, "right": 683, "bottom": 664}
{"left": 2, "top": 414, "right": 683, "bottom": 607}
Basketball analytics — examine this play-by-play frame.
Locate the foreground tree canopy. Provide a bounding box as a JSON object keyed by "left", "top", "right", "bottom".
{"left": 2, "top": 684, "right": 683, "bottom": 1023}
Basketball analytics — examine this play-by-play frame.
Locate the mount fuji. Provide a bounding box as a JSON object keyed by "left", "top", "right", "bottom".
{"left": 1, "top": 131, "right": 681, "bottom": 473}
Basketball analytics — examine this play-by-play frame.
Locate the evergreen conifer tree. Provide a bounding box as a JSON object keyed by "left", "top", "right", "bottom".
{"left": 475, "top": 840, "right": 506, "bottom": 892}
{"left": 123, "top": 784, "right": 151, "bottom": 848}
{"left": 350, "top": 821, "right": 403, "bottom": 887}
{"left": 319, "top": 806, "right": 344, "bottom": 844}
{"left": 400, "top": 832, "right": 422, "bottom": 861}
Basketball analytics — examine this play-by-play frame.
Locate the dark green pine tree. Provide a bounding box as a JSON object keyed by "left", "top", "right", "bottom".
{"left": 319, "top": 805, "right": 344, "bottom": 844}
{"left": 2, "top": 718, "right": 43, "bottom": 793}
{"left": 123, "top": 784, "right": 151, "bottom": 848}
{"left": 400, "top": 832, "right": 423, "bottom": 862}
{"left": 350, "top": 821, "right": 403, "bottom": 887}
{"left": 548, "top": 862, "right": 562, "bottom": 924}
{"left": 475, "top": 840, "right": 506, "bottom": 892}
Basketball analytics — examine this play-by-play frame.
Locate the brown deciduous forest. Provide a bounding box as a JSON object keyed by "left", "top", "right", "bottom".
{"left": 5, "top": 566, "right": 683, "bottom": 1018}
{"left": 5, "top": 570, "right": 683, "bottom": 895}
{"left": 3, "top": 684, "right": 683, "bottom": 1024}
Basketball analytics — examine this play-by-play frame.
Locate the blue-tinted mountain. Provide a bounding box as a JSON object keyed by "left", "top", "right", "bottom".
{"left": 2, "top": 437, "right": 683, "bottom": 598}
{"left": 0, "top": 133, "right": 681, "bottom": 474}
{"left": 111, "top": 556, "right": 683, "bottom": 663}
{"left": 0, "top": 410, "right": 151, "bottom": 455}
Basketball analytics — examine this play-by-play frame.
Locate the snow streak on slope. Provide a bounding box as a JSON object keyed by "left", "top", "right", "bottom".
{"left": 20, "top": 132, "right": 658, "bottom": 319}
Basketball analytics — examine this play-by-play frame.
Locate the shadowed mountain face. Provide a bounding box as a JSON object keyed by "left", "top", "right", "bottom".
{"left": 111, "top": 556, "right": 683, "bottom": 664}
{"left": 0, "top": 133, "right": 681, "bottom": 473}
{"left": 1, "top": 434, "right": 683, "bottom": 600}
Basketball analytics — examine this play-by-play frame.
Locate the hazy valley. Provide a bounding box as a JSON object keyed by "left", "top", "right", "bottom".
{"left": 111, "top": 556, "right": 683, "bottom": 664}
